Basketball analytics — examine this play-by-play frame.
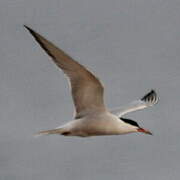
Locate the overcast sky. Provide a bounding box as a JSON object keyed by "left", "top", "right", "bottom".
{"left": 1, "top": 0, "right": 180, "bottom": 179}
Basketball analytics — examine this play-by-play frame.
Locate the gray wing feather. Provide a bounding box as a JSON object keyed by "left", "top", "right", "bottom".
{"left": 24, "top": 26, "right": 106, "bottom": 119}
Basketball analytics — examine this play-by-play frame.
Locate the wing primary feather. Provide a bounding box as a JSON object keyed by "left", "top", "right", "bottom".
{"left": 24, "top": 25, "right": 55, "bottom": 59}
{"left": 141, "top": 90, "right": 158, "bottom": 104}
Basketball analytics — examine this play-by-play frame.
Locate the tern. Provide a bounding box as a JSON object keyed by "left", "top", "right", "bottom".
{"left": 24, "top": 25, "right": 158, "bottom": 137}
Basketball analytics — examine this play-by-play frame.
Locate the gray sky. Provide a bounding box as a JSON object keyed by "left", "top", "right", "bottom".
{"left": 1, "top": 0, "right": 180, "bottom": 179}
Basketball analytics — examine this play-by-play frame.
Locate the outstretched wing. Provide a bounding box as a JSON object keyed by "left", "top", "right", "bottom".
{"left": 24, "top": 26, "right": 106, "bottom": 119}
{"left": 111, "top": 90, "right": 158, "bottom": 117}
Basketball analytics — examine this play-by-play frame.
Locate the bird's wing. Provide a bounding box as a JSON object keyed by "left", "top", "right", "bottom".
{"left": 24, "top": 26, "right": 106, "bottom": 119}
{"left": 110, "top": 90, "right": 158, "bottom": 117}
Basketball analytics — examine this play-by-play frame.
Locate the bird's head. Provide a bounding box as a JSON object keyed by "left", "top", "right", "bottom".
{"left": 120, "top": 118, "right": 153, "bottom": 135}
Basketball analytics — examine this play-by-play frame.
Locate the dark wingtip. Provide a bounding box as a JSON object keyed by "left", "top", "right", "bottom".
{"left": 23, "top": 24, "right": 28, "bottom": 28}
{"left": 24, "top": 25, "right": 57, "bottom": 60}
{"left": 141, "top": 89, "right": 154, "bottom": 100}
{"left": 24, "top": 25, "right": 36, "bottom": 36}
{"left": 24, "top": 25, "right": 30, "bottom": 31}
{"left": 141, "top": 89, "right": 158, "bottom": 104}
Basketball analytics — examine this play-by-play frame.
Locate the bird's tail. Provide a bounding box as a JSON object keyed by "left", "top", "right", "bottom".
{"left": 34, "top": 128, "right": 64, "bottom": 137}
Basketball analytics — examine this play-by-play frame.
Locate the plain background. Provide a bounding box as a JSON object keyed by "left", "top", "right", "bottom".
{"left": 1, "top": 0, "right": 180, "bottom": 179}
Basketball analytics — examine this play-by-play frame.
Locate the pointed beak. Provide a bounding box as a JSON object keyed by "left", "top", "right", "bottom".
{"left": 137, "top": 127, "right": 153, "bottom": 135}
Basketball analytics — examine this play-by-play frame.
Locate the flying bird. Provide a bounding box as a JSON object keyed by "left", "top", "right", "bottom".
{"left": 24, "top": 25, "right": 158, "bottom": 137}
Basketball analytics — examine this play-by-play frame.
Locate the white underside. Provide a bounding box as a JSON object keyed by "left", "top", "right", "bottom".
{"left": 54, "top": 111, "right": 138, "bottom": 137}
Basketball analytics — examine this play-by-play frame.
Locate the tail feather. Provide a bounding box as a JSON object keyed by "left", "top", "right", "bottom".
{"left": 34, "top": 128, "right": 63, "bottom": 137}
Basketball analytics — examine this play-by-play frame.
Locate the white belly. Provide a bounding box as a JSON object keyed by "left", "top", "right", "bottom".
{"left": 66, "top": 112, "right": 129, "bottom": 137}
